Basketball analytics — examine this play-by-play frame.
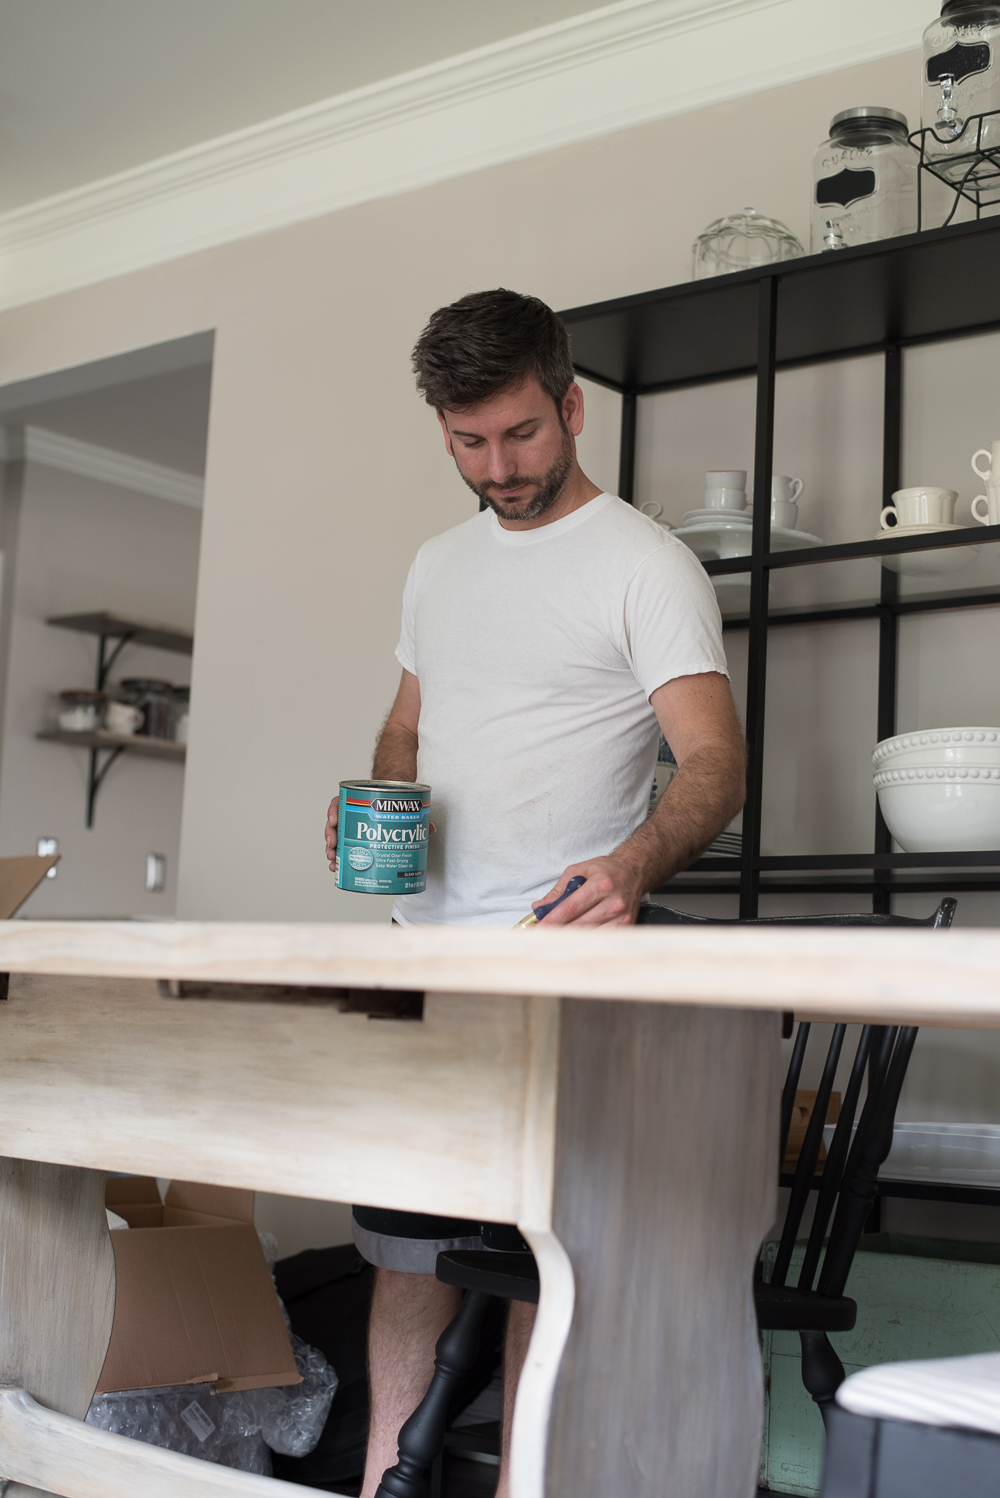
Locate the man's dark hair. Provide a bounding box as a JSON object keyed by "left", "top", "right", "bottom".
{"left": 412, "top": 288, "right": 575, "bottom": 412}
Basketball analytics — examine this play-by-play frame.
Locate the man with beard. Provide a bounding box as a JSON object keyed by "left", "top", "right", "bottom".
{"left": 323, "top": 288, "right": 745, "bottom": 1497}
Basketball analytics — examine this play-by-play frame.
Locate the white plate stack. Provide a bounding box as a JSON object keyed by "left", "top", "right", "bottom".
{"left": 873, "top": 727, "right": 1000, "bottom": 851}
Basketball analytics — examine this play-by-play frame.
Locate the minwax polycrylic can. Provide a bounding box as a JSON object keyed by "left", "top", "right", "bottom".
{"left": 335, "top": 780, "right": 431, "bottom": 895}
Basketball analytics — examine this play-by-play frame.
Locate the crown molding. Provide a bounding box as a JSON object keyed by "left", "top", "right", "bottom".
{"left": 0, "top": 426, "right": 203, "bottom": 508}
{"left": 0, "top": 0, "right": 928, "bottom": 312}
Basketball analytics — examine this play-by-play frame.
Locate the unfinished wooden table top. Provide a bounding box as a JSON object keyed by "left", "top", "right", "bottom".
{"left": 0, "top": 919, "right": 997, "bottom": 1025}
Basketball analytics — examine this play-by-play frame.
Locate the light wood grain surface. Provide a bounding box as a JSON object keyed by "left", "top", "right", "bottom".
{"left": 0, "top": 1387, "right": 338, "bottom": 1498}
{"left": 544, "top": 1001, "right": 779, "bottom": 1498}
{"left": 0, "top": 975, "right": 529, "bottom": 1220}
{"left": 0, "top": 919, "right": 996, "bottom": 1024}
{"left": 0, "top": 1162, "right": 115, "bottom": 1498}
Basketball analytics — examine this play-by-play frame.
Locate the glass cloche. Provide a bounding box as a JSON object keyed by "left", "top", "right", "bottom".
{"left": 691, "top": 208, "right": 804, "bottom": 280}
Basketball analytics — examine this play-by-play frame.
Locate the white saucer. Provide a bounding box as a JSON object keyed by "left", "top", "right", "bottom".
{"left": 683, "top": 508, "right": 751, "bottom": 523}
{"left": 675, "top": 522, "right": 825, "bottom": 560}
{"left": 872, "top": 523, "right": 977, "bottom": 576}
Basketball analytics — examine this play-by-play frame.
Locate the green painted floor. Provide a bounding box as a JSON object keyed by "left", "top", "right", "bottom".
{"left": 760, "top": 1233, "right": 1000, "bottom": 1495}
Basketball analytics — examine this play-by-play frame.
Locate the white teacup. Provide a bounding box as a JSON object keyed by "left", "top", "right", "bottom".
{"left": 706, "top": 469, "right": 746, "bottom": 491}
{"left": 639, "top": 500, "right": 674, "bottom": 530}
{"left": 772, "top": 475, "right": 804, "bottom": 504}
{"left": 880, "top": 486, "right": 957, "bottom": 530}
{"left": 106, "top": 701, "right": 144, "bottom": 735}
{"left": 972, "top": 442, "right": 1000, "bottom": 487}
{"left": 704, "top": 486, "right": 748, "bottom": 510}
{"left": 770, "top": 499, "right": 799, "bottom": 530}
{"left": 972, "top": 486, "right": 1000, "bottom": 526}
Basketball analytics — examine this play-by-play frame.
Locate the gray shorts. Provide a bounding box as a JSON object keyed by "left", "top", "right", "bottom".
{"left": 352, "top": 1207, "right": 529, "bottom": 1274}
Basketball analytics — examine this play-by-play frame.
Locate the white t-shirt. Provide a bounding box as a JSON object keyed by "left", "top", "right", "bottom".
{"left": 392, "top": 493, "right": 728, "bottom": 927}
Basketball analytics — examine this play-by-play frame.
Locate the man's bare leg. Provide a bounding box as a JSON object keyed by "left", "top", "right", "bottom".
{"left": 360, "top": 1267, "right": 462, "bottom": 1498}
{"left": 496, "top": 1299, "right": 538, "bottom": 1498}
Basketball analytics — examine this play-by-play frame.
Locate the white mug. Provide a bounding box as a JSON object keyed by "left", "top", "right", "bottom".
{"left": 706, "top": 469, "right": 746, "bottom": 491}
{"left": 772, "top": 475, "right": 804, "bottom": 504}
{"left": 639, "top": 500, "right": 674, "bottom": 530}
{"left": 971, "top": 442, "right": 1000, "bottom": 487}
{"left": 880, "top": 486, "right": 957, "bottom": 530}
{"left": 106, "top": 701, "right": 144, "bottom": 735}
{"left": 770, "top": 498, "right": 799, "bottom": 530}
{"left": 972, "top": 487, "right": 1000, "bottom": 526}
{"left": 704, "top": 486, "right": 748, "bottom": 510}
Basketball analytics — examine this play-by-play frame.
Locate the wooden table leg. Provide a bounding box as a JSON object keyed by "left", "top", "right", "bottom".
{"left": 527, "top": 1000, "right": 779, "bottom": 1498}
{"left": 0, "top": 1158, "right": 114, "bottom": 1498}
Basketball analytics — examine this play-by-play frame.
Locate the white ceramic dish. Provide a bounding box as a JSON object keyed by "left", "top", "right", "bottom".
{"left": 871, "top": 523, "right": 977, "bottom": 576}
{"left": 675, "top": 523, "right": 824, "bottom": 561}
{"left": 874, "top": 766, "right": 1000, "bottom": 851}
{"left": 822, "top": 1122, "right": 1000, "bottom": 1187}
{"left": 712, "top": 572, "right": 753, "bottom": 614}
{"left": 683, "top": 507, "right": 751, "bottom": 523}
{"left": 874, "top": 728, "right": 1000, "bottom": 769}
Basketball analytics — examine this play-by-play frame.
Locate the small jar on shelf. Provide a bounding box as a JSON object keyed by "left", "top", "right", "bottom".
{"left": 172, "top": 686, "right": 190, "bottom": 745}
{"left": 56, "top": 690, "right": 105, "bottom": 733}
{"left": 812, "top": 108, "right": 918, "bottom": 252}
{"left": 118, "top": 679, "right": 174, "bottom": 740}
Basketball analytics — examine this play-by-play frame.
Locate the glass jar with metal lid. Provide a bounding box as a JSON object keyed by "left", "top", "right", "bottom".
{"left": 922, "top": 0, "right": 1000, "bottom": 183}
{"left": 811, "top": 107, "right": 918, "bottom": 252}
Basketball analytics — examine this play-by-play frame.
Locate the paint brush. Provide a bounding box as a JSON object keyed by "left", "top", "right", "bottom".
{"left": 514, "top": 875, "right": 586, "bottom": 928}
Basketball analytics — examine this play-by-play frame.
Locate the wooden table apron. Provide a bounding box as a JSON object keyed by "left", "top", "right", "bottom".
{"left": 0, "top": 920, "right": 997, "bottom": 1498}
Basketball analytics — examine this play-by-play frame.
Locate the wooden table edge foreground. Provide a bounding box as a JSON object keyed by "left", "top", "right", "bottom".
{"left": 0, "top": 919, "right": 997, "bottom": 1024}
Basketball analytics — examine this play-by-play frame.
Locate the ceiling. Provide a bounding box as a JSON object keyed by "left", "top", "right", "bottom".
{"left": 6, "top": 365, "right": 213, "bottom": 475}
{"left": 0, "top": 0, "right": 606, "bottom": 214}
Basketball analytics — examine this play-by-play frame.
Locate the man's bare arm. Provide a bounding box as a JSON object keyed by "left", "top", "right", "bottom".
{"left": 325, "top": 669, "right": 422, "bottom": 870}
{"left": 534, "top": 671, "right": 745, "bottom": 924}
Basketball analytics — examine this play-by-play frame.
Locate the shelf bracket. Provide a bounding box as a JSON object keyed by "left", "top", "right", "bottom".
{"left": 95, "top": 631, "right": 135, "bottom": 692}
{"left": 86, "top": 746, "right": 124, "bottom": 829}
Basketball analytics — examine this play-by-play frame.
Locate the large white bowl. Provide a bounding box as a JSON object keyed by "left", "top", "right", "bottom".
{"left": 873, "top": 727, "right": 1000, "bottom": 769}
{"left": 874, "top": 765, "right": 1000, "bottom": 851}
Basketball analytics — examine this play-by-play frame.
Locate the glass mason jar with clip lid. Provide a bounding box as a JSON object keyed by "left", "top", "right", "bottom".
{"left": 811, "top": 107, "right": 918, "bottom": 252}
{"left": 922, "top": 0, "right": 1000, "bottom": 184}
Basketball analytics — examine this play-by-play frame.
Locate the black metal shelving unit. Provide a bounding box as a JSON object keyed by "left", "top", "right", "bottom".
{"left": 559, "top": 215, "right": 1000, "bottom": 918}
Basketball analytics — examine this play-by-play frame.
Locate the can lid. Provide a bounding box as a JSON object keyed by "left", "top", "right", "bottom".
{"left": 831, "top": 106, "right": 909, "bottom": 132}
{"left": 340, "top": 779, "right": 432, "bottom": 794}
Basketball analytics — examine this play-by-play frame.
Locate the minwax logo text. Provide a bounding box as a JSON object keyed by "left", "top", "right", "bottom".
{"left": 371, "top": 797, "right": 423, "bottom": 814}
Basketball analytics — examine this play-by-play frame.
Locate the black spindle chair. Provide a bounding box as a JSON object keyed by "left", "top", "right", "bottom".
{"left": 373, "top": 897, "right": 957, "bottom": 1497}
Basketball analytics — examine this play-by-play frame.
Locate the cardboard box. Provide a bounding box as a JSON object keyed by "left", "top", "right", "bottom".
{"left": 99, "top": 1177, "right": 300, "bottom": 1394}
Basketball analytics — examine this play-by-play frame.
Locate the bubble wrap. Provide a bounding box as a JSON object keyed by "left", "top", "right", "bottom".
{"left": 87, "top": 1332, "right": 338, "bottom": 1467}
{"left": 86, "top": 1384, "right": 271, "bottom": 1473}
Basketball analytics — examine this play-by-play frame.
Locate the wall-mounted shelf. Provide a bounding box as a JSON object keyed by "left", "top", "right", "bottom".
{"left": 42, "top": 612, "right": 192, "bottom": 827}
{"left": 560, "top": 215, "right": 1000, "bottom": 916}
{"left": 36, "top": 730, "right": 184, "bottom": 763}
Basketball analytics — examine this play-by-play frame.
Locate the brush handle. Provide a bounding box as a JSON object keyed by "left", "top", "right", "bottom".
{"left": 532, "top": 875, "right": 586, "bottom": 923}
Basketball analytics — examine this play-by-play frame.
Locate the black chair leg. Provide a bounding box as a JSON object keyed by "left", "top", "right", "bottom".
{"left": 375, "top": 1289, "right": 492, "bottom": 1498}
{"left": 430, "top": 1447, "right": 446, "bottom": 1498}
{"left": 799, "top": 1329, "right": 846, "bottom": 1429}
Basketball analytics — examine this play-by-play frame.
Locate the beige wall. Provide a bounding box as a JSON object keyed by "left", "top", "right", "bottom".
{"left": 0, "top": 44, "right": 931, "bottom": 925}
{"left": 0, "top": 459, "right": 200, "bottom": 915}
{"left": 0, "top": 46, "right": 999, "bottom": 1175}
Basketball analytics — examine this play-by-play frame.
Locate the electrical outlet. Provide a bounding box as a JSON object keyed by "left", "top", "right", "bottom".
{"left": 145, "top": 853, "right": 166, "bottom": 893}
{"left": 37, "top": 837, "right": 58, "bottom": 878}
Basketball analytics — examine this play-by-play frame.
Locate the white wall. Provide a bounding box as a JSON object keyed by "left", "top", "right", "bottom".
{"left": 0, "top": 458, "right": 200, "bottom": 915}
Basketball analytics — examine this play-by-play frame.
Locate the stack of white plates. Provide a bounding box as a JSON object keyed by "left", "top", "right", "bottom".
{"left": 682, "top": 507, "right": 752, "bottom": 527}
{"left": 873, "top": 727, "right": 1000, "bottom": 851}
